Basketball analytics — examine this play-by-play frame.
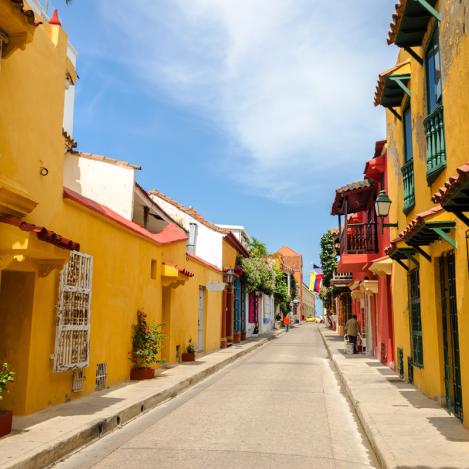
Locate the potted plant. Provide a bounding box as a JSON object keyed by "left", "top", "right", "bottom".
{"left": 129, "top": 310, "right": 165, "bottom": 380}
{"left": 181, "top": 337, "right": 196, "bottom": 362}
{"left": 0, "top": 362, "right": 15, "bottom": 438}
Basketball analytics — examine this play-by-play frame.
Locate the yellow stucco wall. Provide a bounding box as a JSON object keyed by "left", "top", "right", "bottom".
{"left": 0, "top": 11, "right": 223, "bottom": 415}
{"left": 385, "top": 0, "right": 469, "bottom": 424}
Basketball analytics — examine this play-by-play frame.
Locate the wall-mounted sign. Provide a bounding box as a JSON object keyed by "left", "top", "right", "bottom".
{"left": 207, "top": 282, "right": 226, "bottom": 292}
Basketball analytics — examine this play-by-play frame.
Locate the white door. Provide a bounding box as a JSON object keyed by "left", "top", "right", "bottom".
{"left": 198, "top": 287, "right": 205, "bottom": 352}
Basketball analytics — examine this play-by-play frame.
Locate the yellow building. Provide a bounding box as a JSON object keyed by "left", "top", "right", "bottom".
{"left": 0, "top": 2, "right": 223, "bottom": 416}
{"left": 375, "top": 0, "right": 469, "bottom": 425}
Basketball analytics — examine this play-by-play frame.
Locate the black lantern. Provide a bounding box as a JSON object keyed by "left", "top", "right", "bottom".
{"left": 375, "top": 190, "right": 392, "bottom": 218}
{"left": 224, "top": 268, "right": 235, "bottom": 285}
{"left": 375, "top": 190, "right": 398, "bottom": 232}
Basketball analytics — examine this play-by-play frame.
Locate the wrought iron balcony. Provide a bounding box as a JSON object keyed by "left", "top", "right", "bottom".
{"left": 339, "top": 222, "right": 378, "bottom": 255}
{"left": 401, "top": 159, "right": 415, "bottom": 214}
{"left": 424, "top": 104, "right": 446, "bottom": 182}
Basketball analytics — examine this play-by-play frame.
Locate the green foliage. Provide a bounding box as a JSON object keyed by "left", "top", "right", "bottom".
{"left": 290, "top": 275, "right": 298, "bottom": 300}
{"left": 129, "top": 310, "right": 166, "bottom": 368}
{"left": 186, "top": 337, "right": 195, "bottom": 354}
{"left": 320, "top": 231, "right": 338, "bottom": 287}
{"left": 274, "top": 267, "right": 290, "bottom": 314}
{"left": 319, "top": 231, "right": 338, "bottom": 311}
{"left": 0, "top": 363, "right": 14, "bottom": 400}
{"left": 249, "top": 237, "right": 268, "bottom": 257}
{"left": 241, "top": 256, "right": 275, "bottom": 295}
{"left": 319, "top": 285, "right": 334, "bottom": 310}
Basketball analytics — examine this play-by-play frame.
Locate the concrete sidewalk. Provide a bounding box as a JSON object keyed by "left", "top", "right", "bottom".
{"left": 320, "top": 327, "right": 469, "bottom": 469}
{"left": 0, "top": 332, "right": 281, "bottom": 469}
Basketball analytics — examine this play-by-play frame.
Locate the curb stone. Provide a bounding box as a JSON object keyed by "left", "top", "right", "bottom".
{"left": 3, "top": 332, "right": 281, "bottom": 469}
{"left": 318, "top": 327, "right": 393, "bottom": 469}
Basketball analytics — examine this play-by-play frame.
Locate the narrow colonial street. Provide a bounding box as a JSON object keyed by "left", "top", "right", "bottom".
{"left": 56, "top": 325, "right": 377, "bottom": 469}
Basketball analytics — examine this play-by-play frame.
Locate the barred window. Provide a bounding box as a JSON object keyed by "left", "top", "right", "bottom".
{"left": 54, "top": 251, "right": 93, "bottom": 372}
{"left": 408, "top": 269, "right": 423, "bottom": 368}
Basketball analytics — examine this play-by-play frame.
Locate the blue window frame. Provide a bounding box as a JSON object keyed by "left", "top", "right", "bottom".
{"left": 425, "top": 26, "right": 442, "bottom": 113}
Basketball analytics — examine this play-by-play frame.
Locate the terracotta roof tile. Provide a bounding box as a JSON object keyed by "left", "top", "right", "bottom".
{"left": 162, "top": 261, "right": 194, "bottom": 278}
{"left": 0, "top": 216, "right": 79, "bottom": 251}
{"left": 70, "top": 151, "right": 142, "bottom": 170}
{"left": 374, "top": 60, "right": 410, "bottom": 107}
{"left": 63, "top": 187, "right": 187, "bottom": 245}
{"left": 432, "top": 162, "right": 469, "bottom": 206}
{"left": 384, "top": 205, "right": 443, "bottom": 255}
{"left": 387, "top": 0, "right": 408, "bottom": 45}
{"left": 10, "top": 0, "right": 42, "bottom": 26}
{"left": 149, "top": 188, "right": 231, "bottom": 235}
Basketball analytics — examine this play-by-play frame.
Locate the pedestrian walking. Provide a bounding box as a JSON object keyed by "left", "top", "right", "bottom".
{"left": 344, "top": 315, "right": 359, "bottom": 354}
{"left": 283, "top": 313, "right": 291, "bottom": 332}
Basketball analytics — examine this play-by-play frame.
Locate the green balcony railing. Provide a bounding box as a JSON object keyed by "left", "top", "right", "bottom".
{"left": 401, "top": 159, "right": 415, "bottom": 213}
{"left": 424, "top": 104, "right": 446, "bottom": 182}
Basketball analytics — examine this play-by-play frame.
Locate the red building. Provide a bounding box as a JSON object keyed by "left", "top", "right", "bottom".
{"left": 331, "top": 141, "right": 395, "bottom": 366}
{"left": 275, "top": 246, "right": 303, "bottom": 321}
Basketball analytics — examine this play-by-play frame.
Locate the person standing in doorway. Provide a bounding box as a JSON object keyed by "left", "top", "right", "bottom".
{"left": 345, "top": 315, "right": 359, "bottom": 354}
{"left": 283, "top": 313, "right": 291, "bottom": 332}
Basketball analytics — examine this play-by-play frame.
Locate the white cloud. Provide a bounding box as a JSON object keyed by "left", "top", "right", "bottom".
{"left": 99, "top": 0, "right": 396, "bottom": 203}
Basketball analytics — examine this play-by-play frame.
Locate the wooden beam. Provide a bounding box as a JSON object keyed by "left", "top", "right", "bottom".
{"left": 395, "top": 258, "right": 410, "bottom": 271}
{"left": 432, "top": 227, "right": 457, "bottom": 248}
{"left": 389, "top": 107, "right": 402, "bottom": 121}
{"left": 413, "top": 0, "right": 441, "bottom": 22}
{"left": 412, "top": 245, "right": 432, "bottom": 263}
{"left": 404, "top": 46, "right": 423, "bottom": 65}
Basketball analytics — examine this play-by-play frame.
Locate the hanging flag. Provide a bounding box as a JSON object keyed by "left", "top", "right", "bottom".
{"left": 314, "top": 273, "right": 324, "bottom": 292}
{"left": 309, "top": 271, "right": 316, "bottom": 292}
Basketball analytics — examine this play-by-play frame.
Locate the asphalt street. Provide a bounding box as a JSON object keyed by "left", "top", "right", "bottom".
{"left": 56, "top": 324, "right": 378, "bottom": 469}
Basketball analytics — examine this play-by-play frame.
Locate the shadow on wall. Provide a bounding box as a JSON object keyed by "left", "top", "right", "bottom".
{"left": 427, "top": 416, "right": 469, "bottom": 443}
{"left": 63, "top": 153, "right": 82, "bottom": 195}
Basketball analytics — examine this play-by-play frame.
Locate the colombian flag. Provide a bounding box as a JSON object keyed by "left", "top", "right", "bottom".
{"left": 309, "top": 265, "right": 323, "bottom": 293}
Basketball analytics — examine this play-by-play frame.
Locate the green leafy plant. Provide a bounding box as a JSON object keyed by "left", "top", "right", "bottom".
{"left": 319, "top": 231, "right": 339, "bottom": 310}
{"left": 186, "top": 337, "right": 195, "bottom": 354}
{"left": 0, "top": 363, "right": 14, "bottom": 400}
{"left": 273, "top": 267, "right": 290, "bottom": 314}
{"left": 129, "top": 310, "right": 166, "bottom": 368}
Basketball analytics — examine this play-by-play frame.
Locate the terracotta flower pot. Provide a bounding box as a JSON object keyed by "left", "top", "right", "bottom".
{"left": 0, "top": 410, "right": 12, "bottom": 438}
{"left": 181, "top": 352, "right": 195, "bottom": 362}
{"left": 130, "top": 367, "right": 155, "bottom": 380}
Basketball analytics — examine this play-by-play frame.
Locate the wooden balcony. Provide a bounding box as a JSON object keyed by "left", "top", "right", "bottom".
{"left": 424, "top": 104, "right": 446, "bottom": 183}
{"left": 331, "top": 271, "right": 352, "bottom": 288}
{"left": 339, "top": 222, "right": 378, "bottom": 255}
{"left": 401, "top": 159, "right": 415, "bottom": 214}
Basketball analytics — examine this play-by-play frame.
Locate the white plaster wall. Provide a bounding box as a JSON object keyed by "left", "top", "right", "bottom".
{"left": 63, "top": 43, "right": 78, "bottom": 137}
{"left": 63, "top": 84, "right": 75, "bottom": 137}
{"left": 259, "top": 294, "right": 275, "bottom": 335}
{"left": 150, "top": 195, "right": 223, "bottom": 269}
{"left": 64, "top": 154, "right": 135, "bottom": 220}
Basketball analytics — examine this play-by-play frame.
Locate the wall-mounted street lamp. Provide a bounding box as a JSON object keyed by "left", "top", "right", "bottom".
{"left": 224, "top": 268, "right": 235, "bottom": 285}
{"left": 375, "top": 190, "right": 398, "bottom": 233}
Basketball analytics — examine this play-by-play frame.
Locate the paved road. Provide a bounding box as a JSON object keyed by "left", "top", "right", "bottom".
{"left": 56, "top": 325, "right": 378, "bottom": 469}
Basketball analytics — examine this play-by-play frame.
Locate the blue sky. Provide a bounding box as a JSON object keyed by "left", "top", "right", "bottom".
{"left": 54, "top": 0, "right": 397, "bottom": 283}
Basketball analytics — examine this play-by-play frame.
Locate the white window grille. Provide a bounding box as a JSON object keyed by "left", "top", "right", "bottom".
{"left": 95, "top": 362, "right": 107, "bottom": 390}
{"left": 187, "top": 223, "right": 198, "bottom": 254}
{"left": 53, "top": 251, "right": 93, "bottom": 372}
{"left": 72, "top": 369, "right": 85, "bottom": 392}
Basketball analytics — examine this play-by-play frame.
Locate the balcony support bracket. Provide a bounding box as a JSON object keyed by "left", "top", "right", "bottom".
{"left": 404, "top": 46, "right": 423, "bottom": 65}
{"left": 395, "top": 259, "right": 410, "bottom": 271}
{"left": 413, "top": 0, "right": 441, "bottom": 22}
{"left": 389, "top": 75, "right": 412, "bottom": 98}
{"left": 432, "top": 227, "right": 457, "bottom": 249}
{"left": 411, "top": 245, "right": 432, "bottom": 263}
{"left": 389, "top": 108, "right": 402, "bottom": 121}
{"left": 453, "top": 211, "right": 469, "bottom": 228}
